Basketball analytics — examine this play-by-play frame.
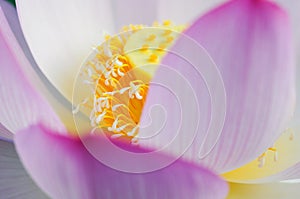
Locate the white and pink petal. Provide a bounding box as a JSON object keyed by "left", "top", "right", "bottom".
{"left": 0, "top": 7, "right": 66, "bottom": 134}
{"left": 15, "top": 124, "right": 228, "bottom": 199}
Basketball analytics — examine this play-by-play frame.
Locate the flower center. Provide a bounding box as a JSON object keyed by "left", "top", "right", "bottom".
{"left": 82, "top": 21, "right": 185, "bottom": 144}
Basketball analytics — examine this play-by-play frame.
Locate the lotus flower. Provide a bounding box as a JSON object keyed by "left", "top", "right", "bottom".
{"left": 0, "top": 0, "right": 299, "bottom": 198}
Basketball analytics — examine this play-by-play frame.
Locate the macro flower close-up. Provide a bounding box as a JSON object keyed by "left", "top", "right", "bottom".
{"left": 1, "top": 0, "right": 300, "bottom": 198}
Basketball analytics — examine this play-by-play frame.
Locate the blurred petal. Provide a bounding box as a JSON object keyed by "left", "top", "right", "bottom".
{"left": 227, "top": 182, "right": 300, "bottom": 199}
{"left": 0, "top": 0, "right": 88, "bottom": 133}
{"left": 140, "top": 0, "right": 295, "bottom": 173}
{"left": 0, "top": 138, "right": 49, "bottom": 198}
{"left": 0, "top": 7, "right": 66, "bottom": 133}
{"left": 15, "top": 124, "right": 228, "bottom": 199}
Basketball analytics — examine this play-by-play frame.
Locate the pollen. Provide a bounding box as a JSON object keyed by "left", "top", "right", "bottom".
{"left": 163, "top": 20, "right": 172, "bottom": 26}
{"left": 146, "top": 34, "right": 156, "bottom": 42}
{"left": 140, "top": 44, "right": 149, "bottom": 52}
{"left": 149, "top": 54, "right": 158, "bottom": 62}
{"left": 78, "top": 21, "right": 185, "bottom": 144}
{"left": 165, "top": 36, "right": 174, "bottom": 43}
{"left": 257, "top": 147, "right": 278, "bottom": 167}
{"left": 163, "top": 29, "right": 172, "bottom": 36}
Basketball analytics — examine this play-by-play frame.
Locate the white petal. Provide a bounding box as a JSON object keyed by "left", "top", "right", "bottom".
{"left": 0, "top": 6, "right": 66, "bottom": 134}
{"left": 16, "top": 0, "right": 115, "bottom": 101}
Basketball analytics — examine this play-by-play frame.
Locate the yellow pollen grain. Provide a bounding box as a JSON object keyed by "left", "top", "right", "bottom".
{"left": 158, "top": 43, "right": 167, "bottom": 52}
{"left": 152, "top": 21, "right": 159, "bottom": 27}
{"left": 122, "top": 25, "right": 129, "bottom": 32}
{"left": 104, "top": 34, "right": 111, "bottom": 41}
{"left": 163, "top": 20, "right": 171, "bottom": 26}
{"left": 129, "top": 24, "right": 137, "bottom": 31}
{"left": 268, "top": 147, "right": 277, "bottom": 152}
{"left": 146, "top": 34, "right": 156, "bottom": 42}
{"left": 165, "top": 36, "right": 174, "bottom": 43}
{"left": 140, "top": 44, "right": 149, "bottom": 52}
{"left": 163, "top": 29, "right": 172, "bottom": 36}
{"left": 148, "top": 54, "right": 158, "bottom": 62}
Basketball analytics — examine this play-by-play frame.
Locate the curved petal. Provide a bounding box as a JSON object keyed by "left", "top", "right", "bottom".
{"left": 140, "top": 0, "right": 295, "bottom": 173}
{"left": 227, "top": 182, "right": 300, "bottom": 199}
{"left": 0, "top": 138, "right": 49, "bottom": 198}
{"left": 15, "top": 124, "right": 228, "bottom": 199}
{"left": 276, "top": 0, "right": 300, "bottom": 120}
{"left": 0, "top": 0, "right": 89, "bottom": 133}
{"left": 16, "top": 0, "right": 116, "bottom": 101}
{"left": 0, "top": 7, "right": 66, "bottom": 134}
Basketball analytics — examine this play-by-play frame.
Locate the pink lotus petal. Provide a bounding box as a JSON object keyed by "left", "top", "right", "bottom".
{"left": 15, "top": 124, "right": 228, "bottom": 199}
{"left": 0, "top": 1, "right": 88, "bottom": 133}
{"left": 276, "top": 0, "right": 300, "bottom": 119}
{"left": 0, "top": 7, "right": 66, "bottom": 134}
{"left": 0, "top": 138, "right": 48, "bottom": 198}
{"left": 0, "top": 0, "right": 72, "bottom": 110}
{"left": 140, "top": 0, "right": 295, "bottom": 173}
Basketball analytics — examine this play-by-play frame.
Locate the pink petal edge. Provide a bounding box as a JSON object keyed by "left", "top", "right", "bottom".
{"left": 15, "top": 124, "right": 228, "bottom": 199}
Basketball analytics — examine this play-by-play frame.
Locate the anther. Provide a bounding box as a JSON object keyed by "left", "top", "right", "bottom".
{"left": 146, "top": 34, "right": 156, "bottom": 41}
{"left": 165, "top": 36, "right": 174, "bottom": 43}
{"left": 163, "top": 20, "right": 171, "bottom": 26}
{"left": 149, "top": 54, "right": 158, "bottom": 62}
{"left": 140, "top": 44, "right": 149, "bottom": 52}
{"left": 163, "top": 29, "right": 172, "bottom": 36}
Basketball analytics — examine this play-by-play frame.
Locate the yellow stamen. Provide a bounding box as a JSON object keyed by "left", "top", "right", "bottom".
{"left": 79, "top": 21, "right": 185, "bottom": 144}
{"left": 257, "top": 147, "right": 279, "bottom": 167}
{"left": 163, "top": 20, "right": 171, "bottom": 26}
